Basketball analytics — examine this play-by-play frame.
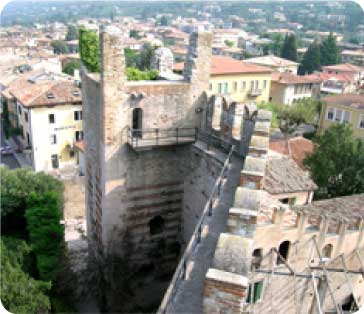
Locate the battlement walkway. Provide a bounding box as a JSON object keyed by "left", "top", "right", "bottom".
{"left": 166, "top": 153, "right": 244, "bottom": 314}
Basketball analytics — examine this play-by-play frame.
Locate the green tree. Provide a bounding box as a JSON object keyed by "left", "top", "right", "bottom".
{"left": 129, "top": 30, "right": 140, "bottom": 39}
{"left": 262, "top": 44, "right": 270, "bottom": 56}
{"left": 0, "top": 168, "right": 64, "bottom": 237}
{"left": 65, "top": 25, "right": 78, "bottom": 41}
{"left": 63, "top": 60, "right": 81, "bottom": 76}
{"left": 225, "top": 40, "right": 234, "bottom": 47}
{"left": 160, "top": 16, "right": 168, "bottom": 26}
{"left": 304, "top": 124, "right": 364, "bottom": 199}
{"left": 124, "top": 48, "right": 138, "bottom": 68}
{"left": 298, "top": 41, "right": 321, "bottom": 75}
{"left": 126, "top": 68, "right": 158, "bottom": 81}
{"left": 79, "top": 28, "right": 100, "bottom": 72}
{"left": 1, "top": 237, "right": 51, "bottom": 314}
{"left": 280, "top": 34, "right": 297, "bottom": 61}
{"left": 276, "top": 102, "right": 316, "bottom": 136}
{"left": 25, "top": 192, "right": 64, "bottom": 281}
{"left": 2, "top": 99, "right": 11, "bottom": 138}
{"left": 51, "top": 40, "right": 68, "bottom": 54}
{"left": 270, "top": 33, "right": 284, "bottom": 55}
{"left": 137, "top": 43, "right": 157, "bottom": 70}
{"left": 348, "top": 36, "right": 360, "bottom": 45}
{"left": 320, "top": 33, "right": 341, "bottom": 66}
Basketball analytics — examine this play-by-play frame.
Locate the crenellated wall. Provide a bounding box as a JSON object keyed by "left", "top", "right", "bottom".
{"left": 201, "top": 103, "right": 364, "bottom": 314}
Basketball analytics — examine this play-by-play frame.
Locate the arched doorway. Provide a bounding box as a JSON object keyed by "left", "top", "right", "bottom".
{"left": 132, "top": 108, "right": 143, "bottom": 138}
{"left": 322, "top": 244, "right": 333, "bottom": 259}
{"left": 277, "top": 241, "right": 291, "bottom": 265}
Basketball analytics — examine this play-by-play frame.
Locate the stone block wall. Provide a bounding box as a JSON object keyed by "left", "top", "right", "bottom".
{"left": 181, "top": 145, "right": 224, "bottom": 243}
{"left": 203, "top": 268, "right": 248, "bottom": 314}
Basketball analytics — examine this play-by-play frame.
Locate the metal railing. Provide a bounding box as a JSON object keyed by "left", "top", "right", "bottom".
{"left": 157, "top": 145, "right": 235, "bottom": 314}
{"left": 127, "top": 127, "right": 197, "bottom": 148}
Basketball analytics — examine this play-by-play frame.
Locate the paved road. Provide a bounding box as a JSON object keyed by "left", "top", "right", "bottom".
{"left": 0, "top": 124, "right": 20, "bottom": 169}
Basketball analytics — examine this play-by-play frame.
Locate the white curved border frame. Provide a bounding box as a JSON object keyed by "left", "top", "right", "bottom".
{"left": 0, "top": 0, "right": 362, "bottom": 314}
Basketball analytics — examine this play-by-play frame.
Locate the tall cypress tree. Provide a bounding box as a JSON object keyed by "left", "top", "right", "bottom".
{"left": 320, "top": 33, "right": 341, "bottom": 66}
{"left": 298, "top": 41, "right": 321, "bottom": 75}
{"left": 280, "top": 34, "right": 297, "bottom": 62}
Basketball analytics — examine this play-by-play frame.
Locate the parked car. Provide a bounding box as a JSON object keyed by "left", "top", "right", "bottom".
{"left": 0, "top": 146, "right": 14, "bottom": 155}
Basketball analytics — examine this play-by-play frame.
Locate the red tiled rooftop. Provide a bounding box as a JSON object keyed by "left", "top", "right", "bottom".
{"left": 269, "top": 136, "right": 314, "bottom": 169}
{"left": 6, "top": 72, "right": 82, "bottom": 108}
{"left": 173, "top": 56, "right": 272, "bottom": 75}
{"left": 305, "top": 71, "right": 355, "bottom": 83}
{"left": 271, "top": 72, "right": 321, "bottom": 84}
{"left": 322, "top": 63, "right": 364, "bottom": 73}
{"left": 322, "top": 94, "right": 364, "bottom": 110}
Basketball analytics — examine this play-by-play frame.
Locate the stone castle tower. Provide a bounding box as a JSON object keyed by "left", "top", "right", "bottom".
{"left": 81, "top": 26, "right": 217, "bottom": 310}
{"left": 81, "top": 25, "right": 289, "bottom": 312}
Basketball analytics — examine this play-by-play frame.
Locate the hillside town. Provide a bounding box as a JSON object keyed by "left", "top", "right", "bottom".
{"left": 0, "top": 1, "right": 364, "bottom": 314}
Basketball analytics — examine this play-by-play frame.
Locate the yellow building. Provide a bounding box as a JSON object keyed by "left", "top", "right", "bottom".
{"left": 2, "top": 71, "right": 83, "bottom": 173}
{"left": 174, "top": 56, "right": 272, "bottom": 103}
{"left": 318, "top": 94, "right": 364, "bottom": 140}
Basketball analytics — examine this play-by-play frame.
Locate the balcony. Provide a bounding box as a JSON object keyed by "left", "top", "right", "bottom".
{"left": 248, "top": 89, "right": 263, "bottom": 97}
{"left": 127, "top": 127, "right": 197, "bottom": 150}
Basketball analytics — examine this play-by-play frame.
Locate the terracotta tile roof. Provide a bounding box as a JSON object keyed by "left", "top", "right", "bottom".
{"left": 305, "top": 71, "right": 355, "bottom": 83}
{"left": 245, "top": 55, "right": 299, "bottom": 67}
{"left": 170, "top": 46, "right": 187, "bottom": 55}
{"left": 292, "top": 194, "right": 364, "bottom": 223}
{"left": 173, "top": 56, "right": 272, "bottom": 75}
{"left": 264, "top": 156, "right": 317, "bottom": 194}
{"left": 322, "top": 63, "right": 364, "bottom": 73}
{"left": 322, "top": 94, "right": 364, "bottom": 110}
{"left": 272, "top": 72, "right": 321, "bottom": 84}
{"left": 6, "top": 72, "right": 81, "bottom": 108}
{"left": 211, "top": 56, "right": 272, "bottom": 75}
{"left": 269, "top": 136, "right": 314, "bottom": 169}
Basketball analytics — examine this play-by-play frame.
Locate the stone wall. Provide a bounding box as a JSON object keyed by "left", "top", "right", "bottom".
{"left": 181, "top": 144, "right": 224, "bottom": 243}
{"left": 80, "top": 70, "right": 103, "bottom": 256}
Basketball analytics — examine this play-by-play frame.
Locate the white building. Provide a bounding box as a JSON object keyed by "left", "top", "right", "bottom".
{"left": 2, "top": 71, "right": 83, "bottom": 173}
{"left": 270, "top": 72, "right": 321, "bottom": 105}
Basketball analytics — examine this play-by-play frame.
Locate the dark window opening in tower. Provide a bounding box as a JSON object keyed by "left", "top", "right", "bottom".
{"left": 149, "top": 215, "right": 165, "bottom": 236}
{"left": 252, "top": 248, "right": 263, "bottom": 270}
{"left": 132, "top": 108, "right": 143, "bottom": 138}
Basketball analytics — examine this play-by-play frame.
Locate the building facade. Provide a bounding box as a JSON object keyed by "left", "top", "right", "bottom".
{"left": 318, "top": 94, "right": 364, "bottom": 140}
{"left": 1, "top": 71, "right": 82, "bottom": 173}
{"left": 174, "top": 56, "right": 272, "bottom": 104}
{"left": 270, "top": 72, "right": 320, "bottom": 105}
